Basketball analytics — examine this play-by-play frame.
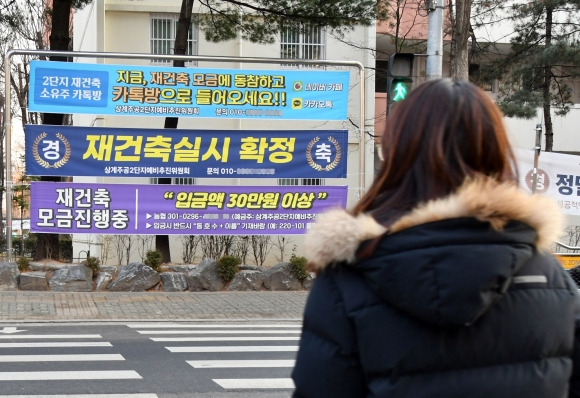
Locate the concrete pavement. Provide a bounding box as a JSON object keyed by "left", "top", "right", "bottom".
{"left": 0, "top": 291, "right": 309, "bottom": 322}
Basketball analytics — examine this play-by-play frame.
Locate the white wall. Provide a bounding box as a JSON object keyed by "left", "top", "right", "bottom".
{"left": 505, "top": 106, "right": 580, "bottom": 153}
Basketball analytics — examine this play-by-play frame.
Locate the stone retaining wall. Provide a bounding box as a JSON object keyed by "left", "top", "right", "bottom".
{"left": 0, "top": 259, "right": 313, "bottom": 292}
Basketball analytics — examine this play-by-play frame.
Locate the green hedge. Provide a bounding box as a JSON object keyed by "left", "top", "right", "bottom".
{"left": 217, "top": 255, "right": 241, "bottom": 282}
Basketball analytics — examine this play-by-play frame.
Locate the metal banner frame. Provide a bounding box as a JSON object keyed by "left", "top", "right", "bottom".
{"left": 3, "top": 49, "right": 366, "bottom": 262}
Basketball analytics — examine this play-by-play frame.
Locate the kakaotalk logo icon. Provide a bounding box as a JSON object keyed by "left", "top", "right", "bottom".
{"left": 524, "top": 168, "right": 550, "bottom": 194}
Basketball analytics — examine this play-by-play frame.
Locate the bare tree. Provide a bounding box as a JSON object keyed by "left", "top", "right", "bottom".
{"left": 272, "top": 236, "right": 294, "bottom": 262}
{"left": 0, "top": 0, "right": 48, "bottom": 246}
{"left": 100, "top": 235, "right": 115, "bottom": 265}
{"left": 232, "top": 236, "right": 251, "bottom": 265}
{"left": 200, "top": 235, "right": 235, "bottom": 260}
{"left": 559, "top": 226, "right": 580, "bottom": 253}
{"left": 111, "top": 235, "right": 134, "bottom": 265}
{"left": 251, "top": 235, "right": 272, "bottom": 267}
{"left": 135, "top": 235, "right": 155, "bottom": 262}
{"left": 181, "top": 235, "right": 201, "bottom": 264}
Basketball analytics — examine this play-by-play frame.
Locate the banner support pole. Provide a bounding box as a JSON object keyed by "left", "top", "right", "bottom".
{"left": 531, "top": 123, "right": 542, "bottom": 194}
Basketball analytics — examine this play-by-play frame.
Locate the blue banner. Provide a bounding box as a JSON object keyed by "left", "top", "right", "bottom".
{"left": 25, "top": 125, "right": 347, "bottom": 178}
{"left": 29, "top": 60, "right": 350, "bottom": 120}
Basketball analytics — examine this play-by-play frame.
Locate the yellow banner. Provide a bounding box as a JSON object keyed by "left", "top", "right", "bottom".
{"left": 555, "top": 254, "right": 580, "bottom": 269}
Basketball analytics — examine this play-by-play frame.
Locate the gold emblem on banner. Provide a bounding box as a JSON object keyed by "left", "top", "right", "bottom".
{"left": 306, "top": 136, "right": 342, "bottom": 172}
{"left": 32, "top": 132, "right": 71, "bottom": 169}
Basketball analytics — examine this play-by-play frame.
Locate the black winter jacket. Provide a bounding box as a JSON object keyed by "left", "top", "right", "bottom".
{"left": 292, "top": 178, "right": 580, "bottom": 398}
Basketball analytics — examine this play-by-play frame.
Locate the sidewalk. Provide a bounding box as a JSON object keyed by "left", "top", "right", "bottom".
{"left": 0, "top": 291, "right": 309, "bottom": 322}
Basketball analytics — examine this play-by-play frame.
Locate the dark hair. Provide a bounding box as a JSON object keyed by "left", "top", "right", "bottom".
{"left": 353, "top": 78, "right": 517, "bottom": 224}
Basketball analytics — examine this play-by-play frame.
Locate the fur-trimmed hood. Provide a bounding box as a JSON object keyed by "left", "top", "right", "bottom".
{"left": 307, "top": 177, "right": 563, "bottom": 271}
{"left": 306, "top": 178, "right": 565, "bottom": 327}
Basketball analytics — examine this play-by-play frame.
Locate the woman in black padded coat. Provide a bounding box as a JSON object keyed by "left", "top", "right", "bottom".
{"left": 292, "top": 79, "right": 580, "bottom": 398}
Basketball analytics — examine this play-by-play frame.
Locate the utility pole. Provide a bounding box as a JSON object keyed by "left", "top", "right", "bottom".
{"left": 426, "top": 0, "right": 444, "bottom": 80}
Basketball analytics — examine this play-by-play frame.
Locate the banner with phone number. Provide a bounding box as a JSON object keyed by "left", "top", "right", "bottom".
{"left": 29, "top": 60, "right": 350, "bottom": 120}
{"left": 30, "top": 182, "right": 347, "bottom": 235}
{"left": 25, "top": 124, "right": 347, "bottom": 178}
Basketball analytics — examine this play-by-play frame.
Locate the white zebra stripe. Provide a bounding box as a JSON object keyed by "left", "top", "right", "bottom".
{"left": 188, "top": 359, "right": 295, "bottom": 368}
{"left": 167, "top": 345, "right": 298, "bottom": 353}
{"left": 137, "top": 330, "right": 300, "bottom": 334}
{"left": 0, "top": 395, "right": 157, "bottom": 398}
{"left": 0, "top": 335, "right": 101, "bottom": 340}
{"left": 0, "top": 354, "right": 124, "bottom": 362}
{"left": 152, "top": 336, "right": 299, "bottom": 342}
{"left": 0, "top": 370, "right": 141, "bottom": 381}
{"left": 0, "top": 342, "right": 111, "bottom": 348}
{"left": 213, "top": 378, "right": 295, "bottom": 389}
{"left": 127, "top": 323, "right": 300, "bottom": 328}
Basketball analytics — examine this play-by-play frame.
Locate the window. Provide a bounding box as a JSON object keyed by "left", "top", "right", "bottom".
{"left": 151, "top": 177, "right": 196, "bottom": 185}
{"left": 150, "top": 13, "right": 198, "bottom": 65}
{"left": 375, "top": 60, "right": 389, "bottom": 93}
{"left": 281, "top": 24, "right": 325, "bottom": 68}
{"left": 278, "top": 178, "right": 325, "bottom": 186}
{"left": 469, "top": 64, "right": 499, "bottom": 93}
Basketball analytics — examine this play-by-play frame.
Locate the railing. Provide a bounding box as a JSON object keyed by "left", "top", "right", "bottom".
{"left": 72, "top": 250, "right": 91, "bottom": 264}
{"left": 555, "top": 242, "right": 580, "bottom": 251}
{"left": 554, "top": 242, "right": 580, "bottom": 270}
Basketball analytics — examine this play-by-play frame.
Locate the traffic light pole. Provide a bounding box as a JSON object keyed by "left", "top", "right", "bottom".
{"left": 426, "top": 0, "right": 444, "bottom": 80}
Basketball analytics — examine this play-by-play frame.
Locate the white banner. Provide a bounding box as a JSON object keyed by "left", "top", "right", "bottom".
{"left": 515, "top": 148, "right": 580, "bottom": 218}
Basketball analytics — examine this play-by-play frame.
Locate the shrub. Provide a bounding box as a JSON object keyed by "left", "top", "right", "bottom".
{"left": 289, "top": 255, "right": 309, "bottom": 281}
{"left": 144, "top": 250, "right": 163, "bottom": 272}
{"left": 17, "top": 256, "right": 30, "bottom": 272}
{"left": 60, "top": 237, "right": 73, "bottom": 262}
{"left": 4, "top": 235, "right": 36, "bottom": 258}
{"left": 24, "top": 235, "right": 37, "bottom": 258}
{"left": 83, "top": 256, "right": 101, "bottom": 274}
{"left": 217, "top": 255, "right": 241, "bottom": 282}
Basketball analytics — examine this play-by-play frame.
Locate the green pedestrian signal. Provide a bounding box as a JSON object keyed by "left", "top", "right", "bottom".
{"left": 392, "top": 80, "right": 409, "bottom": 102}
{"left": 387, "top": 77, "right": 413, "bottom": 106}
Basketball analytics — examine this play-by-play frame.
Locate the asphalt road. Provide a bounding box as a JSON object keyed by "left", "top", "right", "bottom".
{"left": 0, "top": 321, "right": 301, "bottom": 397}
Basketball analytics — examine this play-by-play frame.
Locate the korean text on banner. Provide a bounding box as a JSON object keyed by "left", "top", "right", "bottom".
{"left": 30, "top": 182, "right": 348, "bottom": 235}
{"left": 29, "top": 60, "right": 350, "bottom": 120}
{"left": 515, "top": 148, "right": 580, "bottom": 217}
{"left": 25, "top": 125, "right": 348, "bottom": 179}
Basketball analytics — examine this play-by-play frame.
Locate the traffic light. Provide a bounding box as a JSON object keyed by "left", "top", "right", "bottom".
{"left": 386, "top": 53, "right": 414, "bottom": 114}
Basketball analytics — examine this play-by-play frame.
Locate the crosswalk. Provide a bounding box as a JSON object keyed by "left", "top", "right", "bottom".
{"left": 0, "top": 328, "right": 151, "bottom": 397}
{"left": 128, "top": 322, "right": 301, "bottom": 391}
{"left": 0, "top": 322, "right": 302, "bottom": 395}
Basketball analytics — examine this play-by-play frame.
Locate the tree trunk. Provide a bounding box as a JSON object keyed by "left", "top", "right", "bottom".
{"left": 155, "top": 0, "right": 195, "bottom": 264}
{"left": 35, "top": 0, "right": 74, "bottom": 260}
{"left": 451, "top": 0, "right": 472, "bottom": 81}
{"left": 543, "top": 5, "right": 553, "bottom": 152}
